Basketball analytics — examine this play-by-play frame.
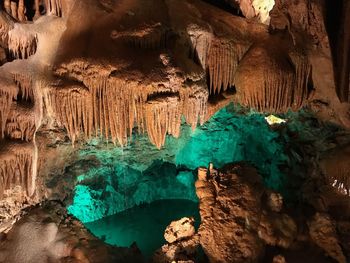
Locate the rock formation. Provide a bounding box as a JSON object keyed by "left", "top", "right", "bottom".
{"left": 154, "top": 217, "right": 199, "bottom": 263}
{"left": 0, "top": 0, "right": 334, "bottom": 200}
{"left": 195, "top": 164, "right": 297, "bottom": 263}
{"left": 0, "top": 201, "right": 144, "bottom": 263}
{"left": 308, "top": 213, "right": 347, "bottom": 263}
{"left": 0, "top": 0, "right": 349, "bottom": 262}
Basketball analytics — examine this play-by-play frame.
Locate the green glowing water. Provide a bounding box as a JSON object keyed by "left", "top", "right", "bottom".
{"left": 68, "top": 104, "right": 292, "bottom": 223}
{"left": 85, "top": 199, "right": 200, "bottom": 258}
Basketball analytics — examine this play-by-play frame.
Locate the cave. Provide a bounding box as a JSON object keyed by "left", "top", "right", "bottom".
{"left": 0, "top": 0, "right": 349, "bottom": 263}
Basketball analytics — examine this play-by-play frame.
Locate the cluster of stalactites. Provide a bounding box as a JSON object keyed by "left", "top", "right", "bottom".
{"left": 181, "top": 85, "right": 208, "bottom": 130}
{"left": 5, "top": 103, "right": 36, "bottom": 141}
{"left": 46, "top": 0, "right": 62, "bottom": 17}
{"left": 189, "top": 30, "right": 248, "bottom": 95}
{"left": 45, "top": 77, "right": 208, "bottom": 148}
{"left": 2, "top": 0, "right": 62, "bottom": 21}
{"left": 234, "top": 45, "right": 312, "bottom": 112}
{"left": 145, "top": 96, "right": 181, "bottom": 149}
{"left": 0, "top": 10, "right": 14, "bottom": 46}
{"left": 0, "top": 142, "right": 34, "bottom": 198}
{"left": 0, "top": 72, "right": 35, "bottom": 141}
{"left": 0, "top": 77, "right": 18, "bottom": 139}
{"left": 8, "top": 24, "right": 37, "bottom": 59}
{"left": 207, "top": 40, "right": 248, "bottom": 95}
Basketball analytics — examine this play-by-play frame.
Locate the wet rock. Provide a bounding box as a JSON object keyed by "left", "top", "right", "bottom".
{"left": 258, "top": 212, "right": 297, "bottom": 248}
{"left": 153, "top": 237, "right": 199, "bottom": 263}
{"left": 154, "top": 218, "right": 199, "bottom": 263}
{"left": 0, "top": 201, "right": 144, "bottom": 263}
{"left": 164, "top": 217, "right": 196, "bottom": 244}
{"left": 308, "top": 212, "right": 346, "bottom": 263}
{"left": 195, "top": 163, "right": 297, "bottom": 263}
{"left": 266, "top": 191, "right": 283, "bottom": 212}
{"left": 272, "top": 254, "right": 286, "bottom": 263}
{"left": 0, "top": 47, "right": 6, "bottom": 65}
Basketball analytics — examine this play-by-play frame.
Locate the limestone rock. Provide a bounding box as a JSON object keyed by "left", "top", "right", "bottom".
{"left": 308, "top": 212, "right": 346, "bottom": 263}
{"left": 164, "top": 217, "right": 196, "bottom": 244}
{"left": 0, "top": 201, "right": 144, "bottom": 263}
{"left": 272, "top": 255, "right": 286, "bottom": 263}
{"left": 154, "top": 218, "right": 199, "bottom": 263}
{"left": 195, "top": 163, "right": 297, "bottom": 263}
{"left": 266, "top": 191, "right": 283, "bottom": 212}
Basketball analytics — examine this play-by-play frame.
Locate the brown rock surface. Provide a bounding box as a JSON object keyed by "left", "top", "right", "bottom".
{"left": 308, "top": 212, "right": 346, "bottom": 263}
{"left": 195, "top": 164, "right": 297, "bottom": 263}
{"left": 164, "top": 217, "right": 196, "bottom": 244}
{"left": 0, "top": 201, "right": 144, "bottom": 263}
{"left": 154, "top": 217, "right": 199, "bottom": 263}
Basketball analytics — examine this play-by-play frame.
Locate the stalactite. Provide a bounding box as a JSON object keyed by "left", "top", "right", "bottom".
{"left": 0, "top": 141, "right": 34, "bottom": 198}
{"left": 234, "top": 45, "right": 310, "bottom": 112}
{"left": 0, "top": 75, "right": 18, "bottom": 138}
{"left": 46, "top": 83, "right": 92, "bottom": 145}
{"left": 181, "top": 84, "right": 208, "bottom": 130}
{"left": 207, "top": 40, "right": 248, "bottom": 95}
{"left": 289, "top": 51, "right": 312, "bottom": 110}
{"left": 0, "top": 9, "right": 14, "bottom": 46}
{"left": 189, "top": 32, "right": 249, "bottom": 95}
{"left": 10, "top": 1, "right": 18, "bottom": 20}
{"left": 5, "top": 103, "right": 36, "bottom": 141}
{"left": 34, "top": 0, "right": 41, "bottom": 20}
{"left": 17, "top": 0, "right": 26, "bottom": 22}
{"left": 8, "top": 25, "right": 38, "bottom": 59}
{"left": 145, "top": 96, "right": 181, "bottom": 149}
{"left": 187, "top": 26, "right": 213, "bottom": 69}
{"left": 13, "top": 73, "right": 34, "bottom": 101}
{"left": 46, "top": 0, "right": 62, "bottom": 17}
{"left": 54, "top": 60, "right": 210, "bottom": 148}
{"left": 4, "top": 0, "right": 11, "bottom": 15}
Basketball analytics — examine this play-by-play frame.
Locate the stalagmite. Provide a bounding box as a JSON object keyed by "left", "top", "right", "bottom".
{"left": 8, "top": 25, "right": 38, "bottom": 59}
{"left": 0, "top": 141, "right": 34, "bottom": 198}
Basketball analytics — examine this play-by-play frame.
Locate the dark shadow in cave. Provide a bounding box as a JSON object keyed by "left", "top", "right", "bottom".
{"left": 201, "top": 0, "right": 244, "bottom": 17}
{"left": 324, "top": 0, "right": 349, "bottom": 102}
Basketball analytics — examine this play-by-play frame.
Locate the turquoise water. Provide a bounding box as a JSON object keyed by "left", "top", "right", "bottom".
{"left": 85, "top": 199, "right": 200, "bottom": 258}
{"left": 68, "top": 104, "right": 293, "bottom": 223}
{"left": 67, "top": 103, "right": 341, "bottom": 257}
